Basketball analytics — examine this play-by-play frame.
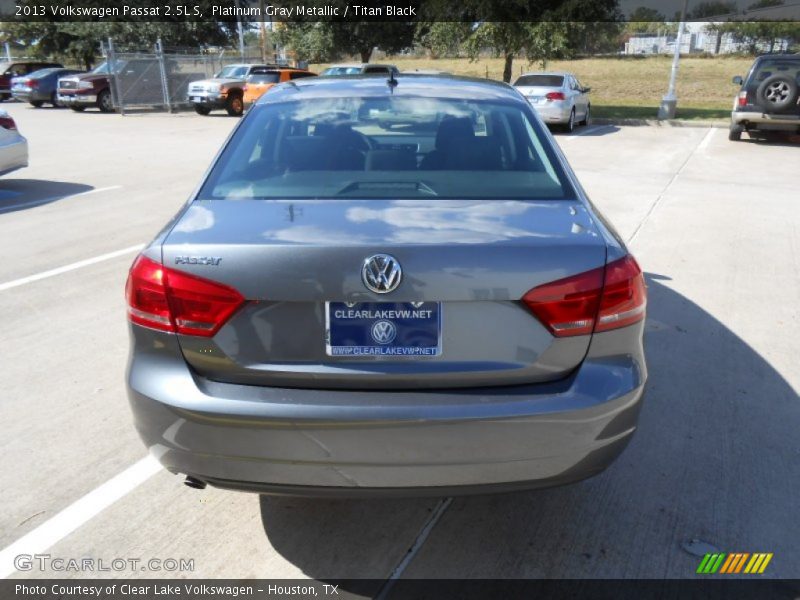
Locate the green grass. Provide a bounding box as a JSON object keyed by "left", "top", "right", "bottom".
{"left": 592, "top": 104, "right": 730, "bottom": 121}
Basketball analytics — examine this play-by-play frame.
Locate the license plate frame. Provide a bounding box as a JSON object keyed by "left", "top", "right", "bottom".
{"left": 325, "top": 301, "right": 442, "bottom": 357}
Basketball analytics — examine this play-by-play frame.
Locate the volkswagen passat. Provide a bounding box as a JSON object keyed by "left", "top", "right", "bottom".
{"left": 126, "top": 75, "right": 646, "bottom": 496}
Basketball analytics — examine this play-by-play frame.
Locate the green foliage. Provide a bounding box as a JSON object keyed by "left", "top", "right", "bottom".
{"left": 686, "top": 1, "right": 738, "bottom": 19}
{"left": 627, "top": 6, "right": 666, "bottom": 21}
{"left": 716, "top": 20, "right": 800, "bottom": 53}
{"left": 746, "top": 0, "right": 784, "bottom": 10}
{"left": 276, "top": 21, "right": 415, "bottom": 63}
{"left": 273, "top": 23, "right": 337, "bottom": 63}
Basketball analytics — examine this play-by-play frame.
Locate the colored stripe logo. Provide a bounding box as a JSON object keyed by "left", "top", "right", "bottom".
{"left": 697, "top": 553, "right": 773, "bottom": 574}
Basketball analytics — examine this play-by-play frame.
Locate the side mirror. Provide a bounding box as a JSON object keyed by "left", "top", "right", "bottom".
{"left": 732, "top": 76, "right": 743, "bottom": 85}
{"left": 582, "top": 87, "right": 591, "bottom": 93}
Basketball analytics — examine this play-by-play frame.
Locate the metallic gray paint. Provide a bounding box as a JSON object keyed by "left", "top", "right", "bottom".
{"left": 126, "top": 75, "right": 647, "bottom": 495}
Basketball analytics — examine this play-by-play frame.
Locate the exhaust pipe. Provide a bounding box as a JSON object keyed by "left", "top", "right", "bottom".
{"left": 184, "top": 476, "right": 206, "bottom": 490}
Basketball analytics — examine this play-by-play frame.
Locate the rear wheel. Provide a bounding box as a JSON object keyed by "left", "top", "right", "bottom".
{"left": 194, "top": 105, "right": 211, "bottom": 116}
{"left": 579, "top": 104, "right": 591, "bottom": 126}
{"left": 226, "top": 93, "right": 244, "bottom": 117}
{"left": 97, "top": 89, "right": 114, "bottom": 113}
{"left": 563, "top": 108, "right": 575, "bottom": 133}
{"left": 728, "top": 123, "right": 744, "bottom": 141}
{"left": 0, "top": 93, "right": 9, "bottom": 102}
{"left": 30, "top": 100, "right": 44, "bottom": 108}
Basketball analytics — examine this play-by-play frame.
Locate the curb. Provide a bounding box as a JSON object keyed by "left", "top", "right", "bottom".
{"left": 594, "top": 118, "right": 728, "bottom": 129}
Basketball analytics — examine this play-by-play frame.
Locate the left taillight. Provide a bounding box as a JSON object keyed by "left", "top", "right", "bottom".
{"left": 125, "top": 255, "right": 245, "bottom": 337}
{"left": 0, "top": 115, "right": 17, "bottom": 130}
{"left": 522, "top": 255, "right": 647, "bottom": 337}
{"left": 737, "top": 91, "right": 748, "bottom": 107}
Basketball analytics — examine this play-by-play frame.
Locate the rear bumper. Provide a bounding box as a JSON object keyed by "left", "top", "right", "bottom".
{"left": 531, "top": 101, "right": 572, "bottom": 124}
{"left": 127, "top": 324, "right": 646, "bottom": 496}
{"left": 731, "top": 110, "right": 800, "bottom": 130}
{"left": 12, "top": 90, "right": 46, "bottom": 103}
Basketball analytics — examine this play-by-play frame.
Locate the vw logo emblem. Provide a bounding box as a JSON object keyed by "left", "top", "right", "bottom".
{"left": 362, "top": 254, "right": 402, "bottom": 294}
{"left": 371, "top": 320, "right": 397, "bottom": 345}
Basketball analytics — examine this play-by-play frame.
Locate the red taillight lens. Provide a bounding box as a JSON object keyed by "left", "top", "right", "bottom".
{"left": 546, "top": 91, "right": 566, "bottom": 101}
{"left": 125, "top": 255, "right": 245, "bottom": 337}
{"left": 523, "top": 255, "right": 646, "bottom": 337}
{"left": 737, "top": 91, "right": 748, "bottom": 107}
{"left": 0, "top": 115, "right": 16, "bottom": 130}
{"left": 29, "top": 79, "right": 39, "bottom": 88}
{"left": 522, "top": 266, "right": 604, "bottom": 337}
{"left": 594, "top": 255, "right": 647, "bottom": 332}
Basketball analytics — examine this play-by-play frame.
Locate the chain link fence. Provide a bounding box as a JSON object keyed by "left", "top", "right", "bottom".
{"left": 106, "top": 39, "right": 270, "bottom": 114}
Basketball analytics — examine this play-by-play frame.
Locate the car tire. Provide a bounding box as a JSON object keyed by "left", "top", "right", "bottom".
{"left": 226, "top": 93, "right": 244, "bottom": 117}
{"left": 70, "top": 106, "right": 86, "bottom": 112}
{"left": 194, "top": 105, "right": 211, "bottom": 116}
{"left": 30, "top": 100, "right": 44, "bottom": 108}
{"left": 728, "top": 123, "right": 744, "bottom": 141}
{"left": 756, "top": 74, "right": 799, "bottom": 113}
{"left": 579, "top": 104, "right": 591, "bottom": 127}
{"left": 50, "top": 91, "right": 61, "bottom": 107}
{"left": 97, "top": 89, "right": 114, "bottom": 113}
{"left": 564, "top": 109, "right": 575, "bottom": 134}
{"left": 0, "top": 93, "right": 8, "bottom": 102}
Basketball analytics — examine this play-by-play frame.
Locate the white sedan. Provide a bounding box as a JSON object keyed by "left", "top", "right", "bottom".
{"left": 513, "top": 72, "right": 592, "bottom": 133}
{"left": 0, "top": 110, "right": 27, "bottom": 176}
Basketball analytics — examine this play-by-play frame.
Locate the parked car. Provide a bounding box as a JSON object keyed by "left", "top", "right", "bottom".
{"left": 0, "top": 61, "right": 63, "bottom": 101}
{"left": 187, "top": 64, "right": 270, "bottom": 116}
{"left": 0, "top": 110, "right": 28, "bottom": 176}
{"left": 125, "top": 75, "right": 647, "bottom": 497}
{"left": 729, "top": 54, "right": 800, "bottom": 141}
{"left": 513, "top": 72, "right": 591, "bottom": 133}
{"left": 11, "top": 67, "right": 85, "bottom": 107}
{"left": 58, "top": 59, "right": 165, "bottom": 113}
{"left": 320, "top": 63, "right": 399, "bottom": 76}
{"left": 242, "top": 66, "right": 316, "bottom": 109}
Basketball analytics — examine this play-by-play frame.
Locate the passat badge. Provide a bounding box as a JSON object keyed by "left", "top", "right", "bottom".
{"left": 174, "top": 256, "right": 222, "bottom": 266}
{"left": 362, "top": 254, "right": 402, "bottom": 293}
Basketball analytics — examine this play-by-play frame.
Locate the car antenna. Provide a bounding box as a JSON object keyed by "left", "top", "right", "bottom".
{"left": 387, "top": 70, "right": 398, "bottom": 92}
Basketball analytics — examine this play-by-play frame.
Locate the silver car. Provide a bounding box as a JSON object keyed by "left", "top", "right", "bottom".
{"left": 514, "top": 72, "right": 592, "bottom": 133}
{"left": 125, "top": 75, "right": 646, "bottom": 497}
{"left": 0, "top": 110, "right": 28, "bottom": 176}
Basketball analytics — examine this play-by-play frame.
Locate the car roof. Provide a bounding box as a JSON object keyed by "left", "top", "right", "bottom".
{"left": 517, "top": 72, "right": 571, "bottom": 78}
{"left": 754, "top": 53, "right": 800, "bottom": 61}
{"left": 256, "top": 74, "right": 521, "bottom": 105}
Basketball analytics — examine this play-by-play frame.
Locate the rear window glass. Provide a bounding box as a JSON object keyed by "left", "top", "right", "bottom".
{"left": 514, "top": 75, "right": 564, "bottom": 87}
{"left": 198, "top": 96, "right": 573, "bottom": 201}
{"left": 321, "top": 67, "right": 362, "bottom": 75}
{"left": 248, "top": 72, "right": 280, "bottom": 84}
{"left": 750, "top": 60, "right": 800, "bottom": 85}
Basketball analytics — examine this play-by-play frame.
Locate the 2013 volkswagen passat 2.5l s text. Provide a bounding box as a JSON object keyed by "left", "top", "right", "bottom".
{"left": 125, "top": 75, "right": 647, "bottom": 497}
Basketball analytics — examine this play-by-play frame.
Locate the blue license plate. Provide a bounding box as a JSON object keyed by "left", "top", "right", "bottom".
{"left": 326, "top": 302, "right": 441, "bottom": 356}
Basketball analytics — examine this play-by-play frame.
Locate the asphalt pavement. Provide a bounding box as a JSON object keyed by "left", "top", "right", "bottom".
{"left": 1, "top": 105, "right": 797, "bottom": 584}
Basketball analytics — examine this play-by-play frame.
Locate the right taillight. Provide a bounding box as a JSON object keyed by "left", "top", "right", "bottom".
{"left": 523, "top": 255, "right": 646, "bottom": 337}
{"left": 545, "top": 91, "right": 566, "bottom": 101}
{"left": 125, "top": 255, "right": 245, "bottom": 337}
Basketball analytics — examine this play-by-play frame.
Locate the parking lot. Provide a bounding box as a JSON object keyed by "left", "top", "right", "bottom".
{"left": 1, "top": 105, "right": 798, "bottom": 587}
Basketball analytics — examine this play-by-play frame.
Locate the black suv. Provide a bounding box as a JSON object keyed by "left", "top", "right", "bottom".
{"left": 730, "top": 54, "right": 800, "bottom": 141}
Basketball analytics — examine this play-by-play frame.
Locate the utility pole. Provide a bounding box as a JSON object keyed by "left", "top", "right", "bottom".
{"left": 658, "top": 0, "right": 690, "bottom": 120}
{"left": 259, "top": 0, "right": 267, "bottom": 63}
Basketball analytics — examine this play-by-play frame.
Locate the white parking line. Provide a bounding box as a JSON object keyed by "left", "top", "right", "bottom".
{"left": 0, "top": 244, "right": 144, "bottom": 292}
{"left": 0, "top": 456, "right": 161, "bottom": 579}
{"left": 0, "top": 185, "right": 122, "bottom": 214}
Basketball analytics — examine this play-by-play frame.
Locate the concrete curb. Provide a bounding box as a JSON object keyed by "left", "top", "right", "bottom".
{"left": 594, "top": 118, "right": 728, "bottom": 129}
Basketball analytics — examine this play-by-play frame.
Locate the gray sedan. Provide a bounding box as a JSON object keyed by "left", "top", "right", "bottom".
{"left": 125, "top": 75, "right": 646, "bottom": 497}
{"left": 514, "top": 71, "right": 592, "bottom": 132}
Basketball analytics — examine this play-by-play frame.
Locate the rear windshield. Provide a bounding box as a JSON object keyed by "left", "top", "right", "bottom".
{"left": 321, "top": 67, "right": 362, "bottom": 76}
{"left": 216, "top": 65, "right": 249, "bottom": 79}
{"left": 198, "top": 96, "right": 573, "bottom": 200}
{"left": 749, "top": 59, "right": 800, "bottom": 86}
{"left": 248, "top": 72, "right": 281, "bottom": 84}
{"left": 514, "top": 75, "right": 564, "bottom": 87}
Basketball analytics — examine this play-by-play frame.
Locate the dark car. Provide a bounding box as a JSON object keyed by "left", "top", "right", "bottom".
{"left": 58, "top": 59, "right": 164, "bottom": 113}
{"left": 0, "top": 61, "right": 63, "bottom": 101}
{"left": 11, "top": 68, "right": 85, "bottom": 107}
{"left": 125, "top": 75, "right": 647, "bottom": 497}
{"left": 730, "top": 54, "right": 800, "bottom": 141}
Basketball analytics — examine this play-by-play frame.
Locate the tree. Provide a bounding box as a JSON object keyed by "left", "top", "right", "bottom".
{"left": 628, "top": 6, "right": 666, "bottom": 22}
{"left": 747, "top": 0, "right": 784, "bottom": 9}
{"left": 415, "top": 22, "right": 473, "bottom": 58}
{"left": 329, "top": 22, "right": 416, "bottom": 63}
{"left": 717, "top": 20, "right": 800, "bottom": 53}
{"left": 685, "top": 1, "right": 738, "bottom": 19}
{"left": 273, "top": 23, "right": 337, "bottom": 63}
